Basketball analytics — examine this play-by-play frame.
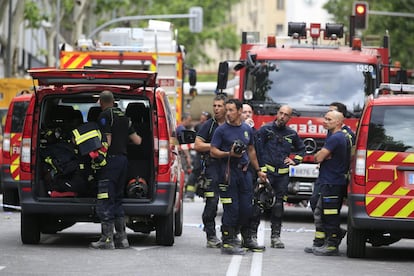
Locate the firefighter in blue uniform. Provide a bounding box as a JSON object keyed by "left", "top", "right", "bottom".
{"left": 311, "top": 110, "right": 348, "bottom": 256}
{"left": 90, "top": 90, "right": 142, "bottom": 250}
{"left": 194, "top": 94, "right": 227, "bottom": 248}
{"left": 210, "top": 99, "right": 266, "bottom": 255}
{"left": 255, "top": 105, "right": 305, "bottom": 249}
{"left": 305, "top": 102, "right": 354, "bottom": 254}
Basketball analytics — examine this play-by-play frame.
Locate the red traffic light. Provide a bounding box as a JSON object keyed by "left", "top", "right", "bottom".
{"left": 355, "top": 3, "right": 366, "bottom": 15}
{"left": 353, "top": 1, "right": 369, "bottom": 29}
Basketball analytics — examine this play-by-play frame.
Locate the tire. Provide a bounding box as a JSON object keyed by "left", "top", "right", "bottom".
{"left": 21, "top": 212, "right": 41, "bottom": 245}
{"left": 347, "top": 218, "right": 366, "bottom": 258}
{"left": 2, "top": 188, "right": 19, "bottom": 212}
{"left": 155, "top": 211, "right": 175, "bottom": 246}
{"left": 174, "top": 200, "right": 183, "bottom": 236}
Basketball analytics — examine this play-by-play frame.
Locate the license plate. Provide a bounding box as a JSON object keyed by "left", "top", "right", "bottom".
{"left": 289, "top": 163, "right": 319, "bottom": 178}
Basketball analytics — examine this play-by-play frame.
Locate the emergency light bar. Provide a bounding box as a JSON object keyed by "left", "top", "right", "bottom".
{"left": 288, "top": 22, "right": 344, "bottom": 40}
{"left": 375, "top": 83, "right": 414, "bottom": 97}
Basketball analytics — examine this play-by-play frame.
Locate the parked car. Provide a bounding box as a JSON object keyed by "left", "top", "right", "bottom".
{"left": 347, "top": 83, "right": 414, "bottom": 258}
{"left": 18, "top": 68, "right": 185, "bottom": 246}
{"left": 1, "top": 92, "right": 33, "bottom": 211}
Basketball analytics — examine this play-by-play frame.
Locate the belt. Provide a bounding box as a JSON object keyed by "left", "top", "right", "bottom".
{"left": 260, "top": 164, "right": 289, "bottom": 174}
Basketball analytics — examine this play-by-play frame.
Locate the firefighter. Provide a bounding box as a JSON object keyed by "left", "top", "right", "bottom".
{"left": 90, "top": 91, "right": 142, "bottom": 250}
{"left": 194, "top": 94, "right": 227, "bottom": 248}
{"left": 311, "top": 110, "right": 348, "bottom": 256}
{"left": 305, "top": 103, "right": 354, "bottom": 253}
{"left": 184, "top": 111, "right": 211, "bottom": 201}
{"left": 255, "top": 105, "right": 305, "bottom": 249}
{"left": 241, "top": 103, "right": 266, "bottom": 252}
{"left": 210, "top": 98, "right": 266, "bottom": 255}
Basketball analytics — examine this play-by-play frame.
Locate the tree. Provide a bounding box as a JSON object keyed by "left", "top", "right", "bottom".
{"left": 324, "top": 0, "right": 414, "bottom": 68}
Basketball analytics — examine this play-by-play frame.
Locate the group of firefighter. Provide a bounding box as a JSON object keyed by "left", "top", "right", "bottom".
{"left": 182, "top": 95, "right": 354, "bottom": 256}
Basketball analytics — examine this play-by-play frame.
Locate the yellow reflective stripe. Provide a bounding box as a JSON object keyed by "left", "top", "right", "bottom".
{"left": 315, "top": 231, "right": 325, "bottom": 239}
{"left": 186, "top": 185, "right": 196, "bottom": 192}
{"left": 204, "top": 191, "right": 215, "bottom": 197}
{"left": 278, "top": 168, "right": 289, "bottom": 174}
{"left": 74, "top": 129, "right": 101, "bottom": 145}
{"left": 220, "top": 198, "right": 232, "bottom": 204}
{"left": 265, "top": 164, "right": 275, "bottom": 173}
{"left": 323, "top": 209, "right": 338, "bottom": 215}
{"left": 378, "top": 152, "right": 397, "bottom": 162}
{"left": 294, "top": 155, "right": 303, "bottom": 161}
{"left": 97, "top": 193, "right": 109, "bottom": 199}
{"left": 260, "top": 166, "right": 267, "bottom": 172}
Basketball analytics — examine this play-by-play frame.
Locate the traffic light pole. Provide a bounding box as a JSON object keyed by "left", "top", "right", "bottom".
{"left": 88, "top": 12, "right": 200, "bottom": 39}
{"left": 368, "top": 10, "right": 414, "bottom": 18}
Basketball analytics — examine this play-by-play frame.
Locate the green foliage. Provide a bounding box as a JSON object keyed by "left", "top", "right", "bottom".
{"left": 24, "top": 0, "right": 48, "bottom": 29}
{"left": 324, "top": 0, "right": 414, "bottom": 68}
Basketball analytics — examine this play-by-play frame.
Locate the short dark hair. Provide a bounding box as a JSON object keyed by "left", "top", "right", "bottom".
{"left": 329, "top": 102, "right": 347, "bottom": 117}
{"left": 99, "top": 90, "right": 114, "bottom": 103}
{"left": 225, "top": 98, "right": 242, "bottom": 110}
{"left": 214, "top": 93, "right": 227, "bottom": 102}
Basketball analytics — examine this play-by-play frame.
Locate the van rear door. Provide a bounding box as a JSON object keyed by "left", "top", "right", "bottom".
{"left": 365, "top": 104, "right": 414, "bottom": 219}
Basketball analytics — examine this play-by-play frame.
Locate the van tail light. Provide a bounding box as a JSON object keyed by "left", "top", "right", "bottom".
{"left": 158, "top": 117, "right": 169, "bottom": 174}
{"left": 353, "top": 105, "right": 371, "bottom": 186}
{"left": 20, "top": 138, "right": 31, "bottom": 172}
{"left": 20, "top": 106, "right": 34, "bottom": 173}
{"left": 2, "top": 132, "right": 10, "bottom": 158}
{"left": 354, "top": 149, "right": 367, "bottom": 185}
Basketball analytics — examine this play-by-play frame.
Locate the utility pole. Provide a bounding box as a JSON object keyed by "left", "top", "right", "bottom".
{"left": 5, "top": 0, "right": 13, "bottom": 77}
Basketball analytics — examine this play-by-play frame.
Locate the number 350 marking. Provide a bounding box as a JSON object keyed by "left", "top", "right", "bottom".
{"left": 356, "top": 64, "right": 374, "bottom": 72}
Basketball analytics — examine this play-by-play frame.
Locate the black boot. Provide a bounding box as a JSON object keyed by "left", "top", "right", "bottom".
{"left": 204, "top": 222, "right": 221, "bottom": 248}
{"left": 221, "top": 225, "right": 246, "bottom": 255}
{"left": 90, "top": 221, "right": 115, "bottom": 249}
{"left": 270, "top": 224, "right": 284, "bottom": 249}
{"left": 312, "top": 233, "right": 340, "bottom": 256}
{"left": 114, "top": 217, "right": 130, "bottom": 249}
{"left": 241, "top": 227, "right": 265, "bottom": 252}
{"left": 304, "top": 229, "right": 325, "bottom": 253}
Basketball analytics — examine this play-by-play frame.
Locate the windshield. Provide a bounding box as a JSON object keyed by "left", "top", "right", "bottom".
{"left": 245, "top": 60, "right": 378, "bottom": 117}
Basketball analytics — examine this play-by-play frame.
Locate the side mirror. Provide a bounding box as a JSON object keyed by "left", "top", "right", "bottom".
{"left": 217, "top": 61, "right": 229, "bottom": 90}
{"left": 178, "top": 129, "right": 196, "bottom": 144}
{"left": 189, "top": 69, "right": 197, "bottom": 86}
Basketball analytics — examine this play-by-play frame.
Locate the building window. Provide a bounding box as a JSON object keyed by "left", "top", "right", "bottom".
{"left": 276, "top": 24, "right": 284, "bottom": 36}
{"left": 277, "top": 0, "right": 284, "bottom": 10}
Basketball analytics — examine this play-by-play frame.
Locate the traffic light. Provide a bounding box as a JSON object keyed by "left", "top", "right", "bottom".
{"left": 353, "top": 1, "right": 369, "bottom": 29}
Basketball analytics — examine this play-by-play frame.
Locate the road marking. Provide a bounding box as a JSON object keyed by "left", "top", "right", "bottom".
{"left": 131, "top": 246, "right": 160, "bottom": 252}
{"left": 250, "top": 220, "right": 265, "bottom": 276}
{"left": 0, "top": 266, "right": 5, "bottom": 271}
{"left": 226, "top": 255, "right": 243, "bottom": 276}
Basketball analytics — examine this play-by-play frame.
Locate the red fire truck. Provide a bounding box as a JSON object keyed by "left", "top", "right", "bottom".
{"left": 219, "top": 22, "right": 391, "bottom": 203}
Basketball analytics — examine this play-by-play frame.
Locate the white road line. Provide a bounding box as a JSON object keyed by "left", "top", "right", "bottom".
{"left": 0, "top": 266, "right": 5, "bottom": 271}
{"left": 226, "top": 255, "right": 243, "bottom": 276}
{"left": 250, "top": 220, "right": 265, "bottom": 276}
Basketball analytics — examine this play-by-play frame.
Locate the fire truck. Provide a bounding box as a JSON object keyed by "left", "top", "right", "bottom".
{"left": 218, "top": 22, "right": 392, "bottom": 203}
{"left": 60, "top": 20, "right": 188, "bottom": 122}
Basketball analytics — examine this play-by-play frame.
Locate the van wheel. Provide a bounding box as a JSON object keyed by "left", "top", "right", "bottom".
{"left": 21, "top": 212, "right": 41, "bottom": 244}
{"left": 155, "top": 212, "right": 175, "bottom": 246}
{"left": 347, "top": 224, "right": 366, "bottom": 258}
{"left": 2, "top": 188, "right": 19, "bottom": 211}
{"left": 174, "top": 200, "right": 183, "bottom": 236}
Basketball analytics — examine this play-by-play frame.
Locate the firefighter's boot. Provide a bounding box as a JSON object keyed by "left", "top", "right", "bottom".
{"left": 270, "top": 225, "right": 284, "bottom": 249}
{"left": 241, "top": 227, "right": 265, "bottom": 252}
{"left": 304, "top": 229, "right": 325, "bottom": 253}
{"left": 312, "top": 233, "right": 340, "bottom": 256}
{"left": 205, "top": 223, "right": 221, "bottom": 248}
{"left": 221, "top": 226, "right": 246, "bottom": 255}
{"left": 114, "top": 217, "right": 130, "bottom": 249}
{"left": 90, "top": 221, "right": 115, "bottom": 249}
